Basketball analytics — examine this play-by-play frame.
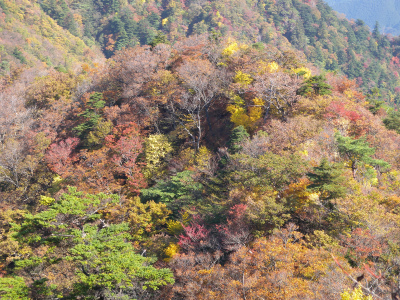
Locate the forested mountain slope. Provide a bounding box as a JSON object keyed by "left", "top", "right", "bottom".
{"left": 2, "top": 33, "right": 400, "bottom": 299}
{"left": 0, "top": 0, "right": 103, "bottom": 75}
{"left": 3, "top": 0, "right": 400, "bottom": 299}
{"left": 2, "top": 0, "right": 400, "bottom": 106}
{"left": 325, "top": 0, "right": 400, "bottom": 35}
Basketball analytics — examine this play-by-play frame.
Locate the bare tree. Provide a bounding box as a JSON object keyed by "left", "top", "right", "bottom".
{"left": 0, "top": 83, "right": 34, "bottom": 194}
{"left": 176, "top": 58, "right": 227, "bottom": 149}
{"left": 252, "top": 71, "right": 300, "bottom": 122}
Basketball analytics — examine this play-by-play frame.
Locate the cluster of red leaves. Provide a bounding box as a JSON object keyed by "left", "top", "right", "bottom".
{"left": 178, "top": 204, "right": 250, "bottom": 253}
{"left": 45, "top": 138, "right": 79, "bottom": 175}
{"left": 105, "top": 123, "right": 146, "bottom": 193}
{"left": 45, "top": 123, "right": 146, "bottom": 194}
{"left": 325, "top": 101, "right": 362, "bottom": 123}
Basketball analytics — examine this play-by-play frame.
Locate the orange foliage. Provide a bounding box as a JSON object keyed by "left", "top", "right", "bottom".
{"left": 166, "top": 224, "right": 348, "bottom": 300}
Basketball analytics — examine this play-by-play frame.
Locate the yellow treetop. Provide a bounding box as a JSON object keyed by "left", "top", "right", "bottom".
{"left": 341, "top": 287, "right": 373, "bottom": 300}
{"left": 164, "top": 243, "right": 180, "bottom": 261}
{"left": 293, "top": 66, "right": 312, "bottom": 79}
{"left": 258, "top": 60, "right": 280, "bottom": 74}
{"left": 222, "top": 40, "right": 248, "bottom": 57}
{"left": 234, "top": 70, "right": 253, "bottom": 87}
{"left": 227, "top": 96, "right": 263, "bottom": 130}
{"left": 222, "top": 42, "right": 239, "bottom": 56}
{"left": 144, "top": 134, "right": 173, "bottom": 179}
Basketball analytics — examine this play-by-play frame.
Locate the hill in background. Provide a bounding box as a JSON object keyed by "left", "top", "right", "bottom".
{"left": 0, "top": 0, "right": 104, "bottom": 75}
{"left": 325, "top": 0, "right": 400, "bottom": 35}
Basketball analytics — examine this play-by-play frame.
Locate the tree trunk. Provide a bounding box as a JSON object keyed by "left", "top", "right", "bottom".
{"left": 351, "top": 161, "right": 357, "bottom": 179}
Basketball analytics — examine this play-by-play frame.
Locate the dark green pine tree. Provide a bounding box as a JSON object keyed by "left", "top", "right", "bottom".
{"left": 115, "top": 29, "right": 129, "bottom": 51}
{"left": 73, "top": 92, "right": 105, "bottom": 142}
{"left": 366, "top": 87, "right": 385, "bottom": 115}
{"left": 373, "top": 21, "right": 380, "bottom": 39}
{"left": 149, "top": 32, "right": 170, "bottom": 48}
{"left": 297, "top": 75, "right": 332, "bottom": 96}
{"left": 307, "top": 158, "right": 347, "bottom": 201}
{"left": 383, "top": 110, "right": 400, "bottom": 134}
{"left": 335, "top": 132, "right": 390, "bottom": 178}
{"left": 227, "top": 125, "right": 250, "bottom": 154}
{"left": 120, "top": 9, "right": 137, "bottom": 40}
{"left": 136, "top": 19, "right": 156, "bottom": 45}
{"left": 218, "top": 125, "right": 250, "bottom": 168}
{"left": 147, "top": 12, "right": 160, "bottom": 28}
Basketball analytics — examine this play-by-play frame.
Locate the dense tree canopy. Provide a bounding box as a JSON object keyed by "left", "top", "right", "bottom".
{"left": 2, "top": 0, "right": 400, "bottom": 298}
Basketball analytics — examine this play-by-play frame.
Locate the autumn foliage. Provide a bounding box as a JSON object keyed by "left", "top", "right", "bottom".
{"left": 2, "top": 34, "right": 400, "bottom": 300}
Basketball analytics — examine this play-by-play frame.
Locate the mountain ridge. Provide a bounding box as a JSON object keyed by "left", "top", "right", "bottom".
{"left": 325, "top": 0, "right": 400, "bottom": 35}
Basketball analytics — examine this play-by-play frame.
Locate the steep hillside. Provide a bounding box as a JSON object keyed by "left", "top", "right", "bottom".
{"left": 2, "top": 35, "right": 400, "bottom": 299}
{"left": 0, "top": 0, "right": 103, "bottom": 75}
{"left": 4, "top": 0, "right": 400, "bottom": 298}
{"left": 325, "top": 0, "right": 400, "bottom": 35}
{"left": 22, "top": 0, "right": 400, "bottom": 106}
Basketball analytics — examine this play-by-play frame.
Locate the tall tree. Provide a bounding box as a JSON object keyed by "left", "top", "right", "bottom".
{"left": 335, "top": 133, "right": 390, "bottom": 178}
{"left": 307, "top": 157, "right": 347, "bottom": 202}
{"left": 253, "top": 71, "right": 300, "bottom": 121}
{"left": 227, "top": 125, "right": 249, "bottom": 154}
{"left": 176, "top": 58, "right": 225, "bottom": 149}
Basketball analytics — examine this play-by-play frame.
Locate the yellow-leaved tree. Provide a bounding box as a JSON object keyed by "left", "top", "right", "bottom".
{"left": 293, "top": 66, "right": 312, "bottom": 79}
{"left": 227, "top": 94, "right": 264, "bottom": 131}
{"left": 143, "top": 134, "right": 173, "bottom": 179}
{"left": 341, "top": 287, "right": 373, "bottom": 300}
{"left": 221, "top": 39, "right": 248, "bottom": 57}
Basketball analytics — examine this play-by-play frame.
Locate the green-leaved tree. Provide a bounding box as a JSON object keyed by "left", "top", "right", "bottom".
{"left": 307, "top": 157, "right": 347, "bottom": 202}
{"left": 297, "top": 75, "right": 332, "bottom": 96}
{"left": 0, "top": 187, "right": 174, "bottom": 299}
{"left": 383, "top": 110, "right": 400, "bottom": 134}
{"left": 335, "top": 133, "right": 390, "bottom": 178}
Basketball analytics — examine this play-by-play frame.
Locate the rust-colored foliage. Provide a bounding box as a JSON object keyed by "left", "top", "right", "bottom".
{"left": 45, "top": 123, "right": 145, "bottom": 194}
{"left": 166, "top": 224, "right": 348, "bottom": 300}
